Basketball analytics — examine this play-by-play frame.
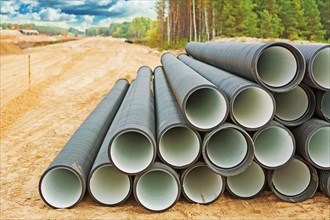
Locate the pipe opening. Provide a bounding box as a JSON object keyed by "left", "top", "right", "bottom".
{"left": 272, "top": 159, "right": 311, "bottom": 196}
{"left": 312, "top": 48, "right": 330, "bottom": 89}
{"left": 227, "top": 162, "right": 265, "bottom": 198}
{"left": 274, "top": 86, "right": 309, "bottom": 121}
{"left": 111, "top": 131, "right": 154, "bottom": 174}
{"left": 321, "top": 92, "right": 330, "bottom": 120}
{"left": 136, "top": 170, "right": 178, "bottom": 211}
{"left": 40, "top": 167, "right": 82, "bottom": 208}
{"left": 257, "top": 46, "right": 297, "bottom": 87}
{"left": 159, "top": 127, "right": 200, "bottom": 167}
{"left": 254, "top": 127, "right": 294, "bottom": 168}
{"left": 206, "top": 128, "right": 248, "bottom": 168}
{"left": 183, "top": 165, "right": 223, "bottom": 203}
{"left": 185, "top": 87, "right": 227, "bottom": 129}
{"left": 308, "top": 127, "right": 330, "bottom": 168}
{"left": 89, "top": 165, "right": 130, "bottom": 205}
{"left": 233, "top": 87, "right": 274, "bottom": 129}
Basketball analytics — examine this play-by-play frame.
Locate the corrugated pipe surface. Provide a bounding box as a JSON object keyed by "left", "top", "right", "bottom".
{"left": 202, "top": 122, "right": 254, "bottom": 176}
{"left": 39, "top": 79, "right": 129, "bottom": 208}
{"left": 291, "top": 119, "right": 330, "bottom": 170}
{"left": 181, "top": 162, "right": 225, "bottom": 204}
{"left": 178, "top": 54, "right": 275, "bottom": 131}
{"left": 133, "top": 162, "right": 181, "bottom": 212}
{"left": 107, "top": 66, "right": 157, "bottom": 175}
{"left": 161, "top": 52, "right": 228, "bottom": 131}
{"left": 185, "top": 41, "right": 305, "bottom": 92}
{"left": 268, "top": 156, "right": 319, "bottom": 202}
{"left": 315, "top": 90, "right": 330, "bottom": 122}
{"left": 154, "top": 66, "right": 201, "bottom": 169}
{"left": 293, "top": 44, "right": 330, "bottom": 91}
{"left": 274, "top": 83, "right": 316, "bottom": 126}
{"left": 318, "top": 170, "right": 330, "bottom": 198}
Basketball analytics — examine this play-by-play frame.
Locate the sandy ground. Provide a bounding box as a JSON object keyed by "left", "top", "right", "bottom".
{"left": 0, "top": 37, "right": 329, "bottom": 219}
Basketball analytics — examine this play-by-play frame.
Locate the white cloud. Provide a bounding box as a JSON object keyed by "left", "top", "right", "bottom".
{"left": 82, "top": 15, "right": 94, "bottom": 24}
{"left": 16, "top": 12, "right": 41, "bottom": 21}
{"left": 97, "top": 17, "right": 112, "bottom": 27}
{"left": 0, "top": 1, "right": 19, "bottom": 14}
{"left": 39, "top": 8, "right": 77, "bottom": 22}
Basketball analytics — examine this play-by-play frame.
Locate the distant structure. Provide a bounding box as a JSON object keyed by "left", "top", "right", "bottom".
{"left": 20, "top": 29, "right": 39, "bottom": 35}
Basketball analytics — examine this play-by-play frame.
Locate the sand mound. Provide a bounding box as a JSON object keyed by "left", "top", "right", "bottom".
{"left": 0, "top": 42, "right": 23, "bottom": 55}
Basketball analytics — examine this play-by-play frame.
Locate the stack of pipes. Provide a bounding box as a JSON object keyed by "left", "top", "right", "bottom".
{"left": 39, "top": 41, "right": 330, "bottom": 211}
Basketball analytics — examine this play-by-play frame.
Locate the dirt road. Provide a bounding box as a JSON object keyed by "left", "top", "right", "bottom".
{"left": 0, "top": 37, "right": 329, "bottom": 219}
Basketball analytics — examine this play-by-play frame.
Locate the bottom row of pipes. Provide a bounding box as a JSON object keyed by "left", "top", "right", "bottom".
{"left": 39, "top": 43, "right": 330, "bottom": 211}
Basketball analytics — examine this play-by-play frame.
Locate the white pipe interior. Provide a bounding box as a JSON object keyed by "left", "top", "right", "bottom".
{"left": 185, "top": 87, "right": 227, "bottom": 129}
{"left": 272, "top": 159, "right": 311, "bottom": 196}
{"left": 40, "top": 167, "right": 82, "bottom": 208}
{"left": 312, "top": 48, "right": 330, "bottom": 89}
{"left": 321, "top": 91, "right": 330, "bottom": 120}
{"left": 308, "top": 127, "right": 330, "bottom": 168}
{"left": 136, "top": 170, "right": 178, "bottom": 211}
{"left": 274, "top": 86, "right": 309, "bottom": 121}
{"left": 227, "top": 162, "right": 265, "bottom": 197}
{"left": 233, "top": 87, "right": 274, "bottom": 129}
{"left": 254, "top": 126, "right": 294, "bottom": 167}
{"left": 159, "top": 127, "right": 200, "bottom": 167}
{"left": 257, "top": 46, "right": 297, "bottom": 87}
{"left": 206, "top": 128, "right": 248, "bottom": 168}
{"left": 183, "top": 165, "right": 223, "bottom": 203}
{"left": 89, "top": 165, "right": 130, "bottom": 205}
{"left": 111, "top": 131, "right": 153, "bottom": 174}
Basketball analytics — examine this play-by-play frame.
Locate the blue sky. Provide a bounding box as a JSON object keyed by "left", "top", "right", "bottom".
{"left": 0, "top": 0, "right": 157, "bottom": 30}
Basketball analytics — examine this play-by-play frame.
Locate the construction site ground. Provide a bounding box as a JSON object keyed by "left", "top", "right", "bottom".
{"left": 0, "top": 37, "right": 329, "bottom": 219}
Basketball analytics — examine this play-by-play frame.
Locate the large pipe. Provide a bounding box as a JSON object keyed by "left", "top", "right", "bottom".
{"left": 253, "top": 121, "right": 295, "bottom": 169}
{"left": 202, "top": 123, "right": 254, "bottom": 176}
{"left": 185, "top": 41, "right": 305, "bottom": 92}
{"left": 291, "top": 119, "right": 330, "bottom": 170}
{"left": 226, "top": 161, "right": 265, "bottom": 199}
{"left": 133, "top": 162, "right": 181, "bottom": 212}
{"left": 318, "top": 170, "right": 330, "bottom": 198}
{"left": 181, "top": 162, "right": 225, "bottom": 204}
{"left": 39, "top": 79, "right": 129, "bottom": 209}
{"left": 161, "top": 52, "right": 228, "bottom": 131}
{"left": 107, "top": 67, "right": 157, "bottom": 175}
{"left": 268, "top": 157, "right": 319, "bottom": 202}
{"left": 274, "top": 84, "right": 315, "bottom": 126}
{"left": 293, "top": 44, "right": 330, "bottom": 91}
{"left": 315, "top": 90, "right": 330, "bottom": 122}
{"left": 154, "top": 66, "right": 201, "bottom": 169}
{"left": 178, "top": 54, "right": 275, "bottom": 131}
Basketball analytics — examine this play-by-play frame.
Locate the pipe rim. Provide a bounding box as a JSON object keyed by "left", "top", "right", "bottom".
{"left": 109, "top": 129, "right": 156, "bottom": 175}
{"left": 88, "top": 164, "right": 132, "bottom": 206}
{"left": 39, "top": 166, "right": 84, "bottom": 209}
{"left": 183, "top": 85, "right": 228, "bottom": 131}
{"left": 253, "top": 125, "right": 295, "bottom": 169}
{"left": 232, "top": 86, "right": 275, "bottom": 130}
{"left": 181, "top": 163, "right": 224, "bottom": 204}
{"left": 321, "top": 91, "right": 330, "bottom": 121}
{"left": 307, "top": 126, "right": 330, "bottom": 169}
{"left": 310, "top": 46, "right": 330, "bottom": 90}
{"left": 158, "top": 125, "right": 201, "bottom": 169}
{"left": 226, "top": 161, "right": 265, "bottom": 199}
{"left": 253, "top": 42, "right": 305, "bottom": 92}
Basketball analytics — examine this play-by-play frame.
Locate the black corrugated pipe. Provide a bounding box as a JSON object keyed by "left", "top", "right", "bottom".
{"left": 226, "top": 161, "right": 265, "bottom": 199}
{"left": 161, "top": 52, "right": 228, "bottom": 131}
{"left": 154, "top": 66, "right": 201, "bottom": 169}
{"left": 107, "top": 66, "right": 157, "bottom": 175}
{"left": 185, "top": 41, "right": 305, "bottom": 92}
{"left": 318, "top": 170, "right": 330, "bottom": 198}
{"left": 291, "top": 119, "right": 330, "bottom": 170}
{"left": 252, "top": 121, "right": 295, "bottom": 169}
{"left": 178, "top": 54, "right": 275, "bottom": 131}
{"left": 202, "top": 123, "right": 254, "bottom": 176}
{"left": 274, "top": 83, "right": 315, "bottom": 126}
{"left": 315, "top": 90, "right": 330, "bottom": 122}
{"left": 268, "top": 156, "right": 319, "bottom": 202}
{"left": 293, "top": 44, "right": 330, "bottom": 91}
{"left": 39, "top": 79, "right": 129, "bottom": 209}
{"left": 181, "top": 162, "right": 225, "bottom": 204}
{"left": 133, "top": 162, "right": 181, "bottom": 212}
